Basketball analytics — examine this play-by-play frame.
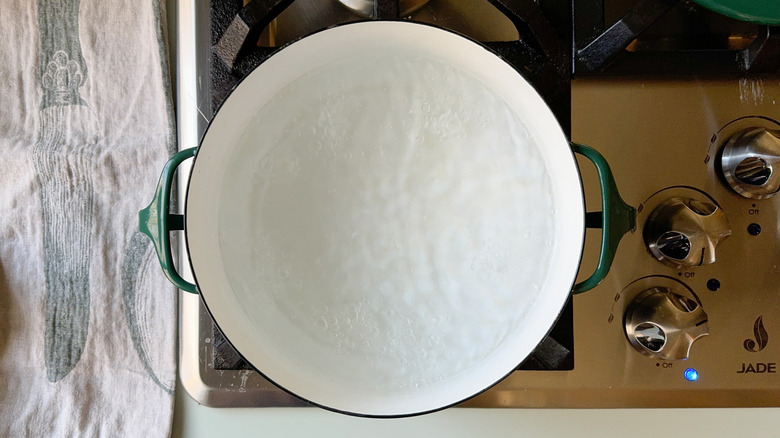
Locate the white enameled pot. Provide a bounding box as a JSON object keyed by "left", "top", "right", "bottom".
{"left": 141, "top": 21, "right": 634, "bottom": 417}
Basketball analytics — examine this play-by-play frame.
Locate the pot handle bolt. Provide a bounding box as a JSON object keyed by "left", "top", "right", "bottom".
{"left": 139, "top": 147, "right": 198, "bottom": 294}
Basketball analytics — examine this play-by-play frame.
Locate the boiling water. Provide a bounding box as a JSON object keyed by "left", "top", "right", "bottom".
{"left": 218, "top": 51, "right": 556, "bottom": 392}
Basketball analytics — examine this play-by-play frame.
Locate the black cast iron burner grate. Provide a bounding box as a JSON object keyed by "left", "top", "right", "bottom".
{"left": 205, "top": 0, "right": 578, "bottom": 373}
{"left": 574, "top": 0, "right": 780, "bottom": 75}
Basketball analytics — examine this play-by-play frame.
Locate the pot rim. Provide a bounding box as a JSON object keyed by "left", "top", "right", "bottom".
{"left": 184, "top": 20, "right": 585, "bottom": 417}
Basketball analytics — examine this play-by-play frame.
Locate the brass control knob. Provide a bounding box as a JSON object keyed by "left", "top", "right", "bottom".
{"left": 643, "top": 197, "right": 731, "bottom": 268}
{"left": 624, "top": 288, "right": 709, "bottom": 360}
{"left": 720, "top": 127, "right": 780, "bottom": 199}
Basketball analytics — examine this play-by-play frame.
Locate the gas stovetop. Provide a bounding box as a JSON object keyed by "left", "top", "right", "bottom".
{"left": 175, "top": 0, "right": 780, "bottom": 407}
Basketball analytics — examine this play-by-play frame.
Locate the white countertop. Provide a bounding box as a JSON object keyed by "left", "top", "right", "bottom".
{"left": 172, "top": 380, "right": 780, "bottom": 437}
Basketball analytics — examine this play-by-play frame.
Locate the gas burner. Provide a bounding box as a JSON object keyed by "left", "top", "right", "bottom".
{"left": 207, "top": 0, "right": 575, "bottom": 374}
{"left": 335, "top": 0, "right": 429, "bottom": 17}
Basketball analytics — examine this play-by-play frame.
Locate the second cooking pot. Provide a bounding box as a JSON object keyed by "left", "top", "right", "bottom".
{"left": 140, "top": 21, "right": 635, "bottom": 417}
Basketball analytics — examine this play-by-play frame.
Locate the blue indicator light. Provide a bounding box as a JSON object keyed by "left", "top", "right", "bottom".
{"left": 684, "top": 368, "right": 699, "bottom": 382}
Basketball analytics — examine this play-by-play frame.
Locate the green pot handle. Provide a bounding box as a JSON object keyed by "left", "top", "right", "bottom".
{"left": 571, "top": 143, "right": 636, "bottom": 294}
{"left": 139, "top": 147, "right": 198, "bottom": 294}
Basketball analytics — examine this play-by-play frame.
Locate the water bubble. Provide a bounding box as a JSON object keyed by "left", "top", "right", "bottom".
{"left": 318, "top": 316, "right": 329, "bottom": 331}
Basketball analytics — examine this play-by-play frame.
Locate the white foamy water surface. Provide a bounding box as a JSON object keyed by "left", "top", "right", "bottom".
{"left": 217, "top": 51, "right": 556, "bottom": 392}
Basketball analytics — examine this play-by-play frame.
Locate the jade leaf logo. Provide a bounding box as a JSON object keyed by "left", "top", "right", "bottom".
{"left": 744, "top": 316, "right": 768, "bottom": 352}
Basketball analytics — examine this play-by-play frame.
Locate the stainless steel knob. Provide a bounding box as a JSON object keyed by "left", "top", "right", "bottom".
{"left": 643, "top": 197, "right": 731, "bottom": 268}
{"left": 720, "top": 127, "right": 780, "bottom": 199}
{"left": 624, "top": 288, "right": 709, "bottom": 360}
